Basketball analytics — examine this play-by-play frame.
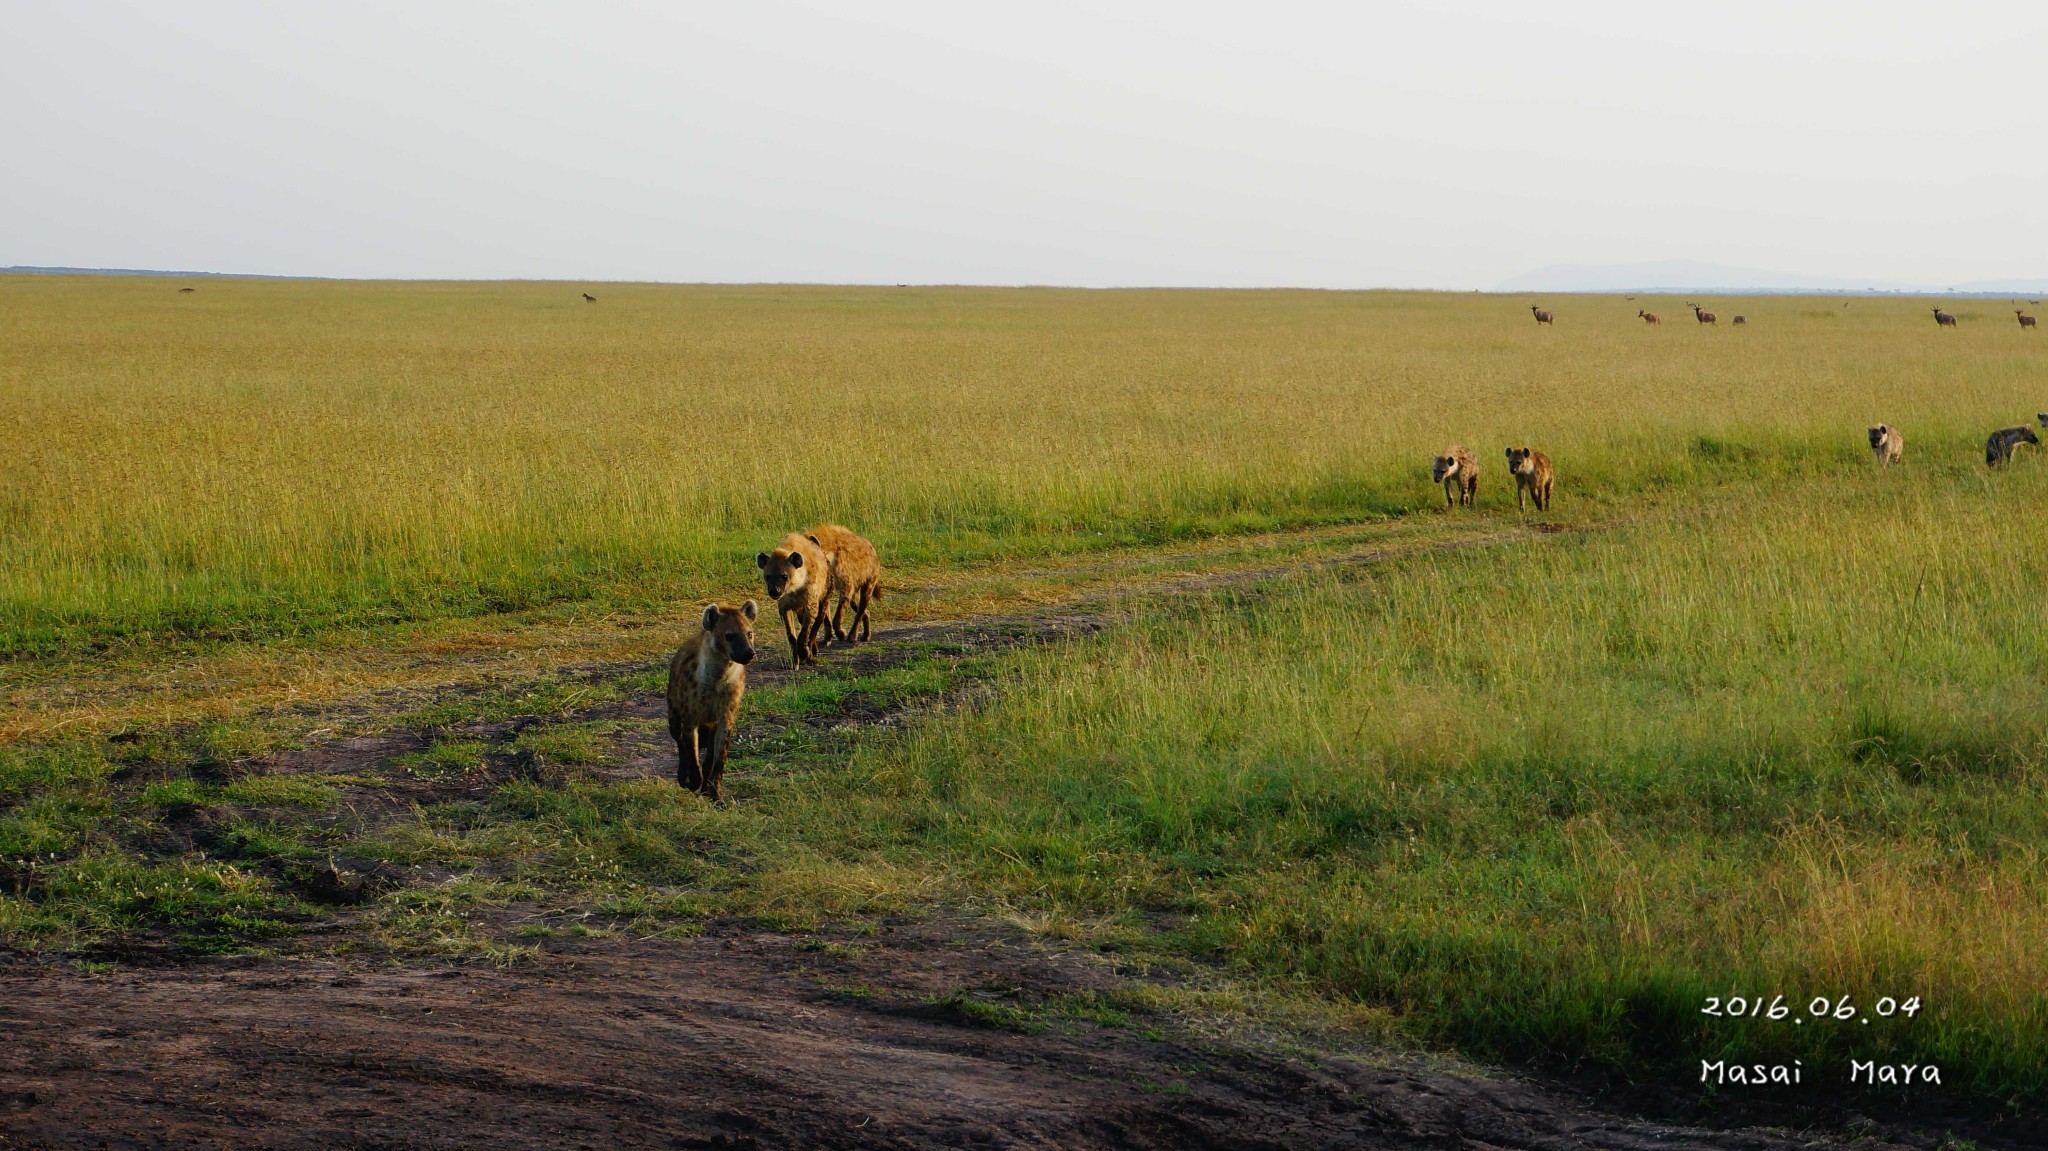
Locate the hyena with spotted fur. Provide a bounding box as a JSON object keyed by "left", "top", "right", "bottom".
{"left": 666, "top": 600, "right": 758, "bottom": 800}
{"left": 1433, "top": 446, "right": 1479, "bottom": 509}
{"left": 757, "top": 532, "right": 831, "bottom": 668}
{"left": 805, "top": 523, "right": 883, "bottom": 645}
{"left": 1987, "top": 425, "right": 2040, "bottom": 468}
{"left": 1504, "top": 447, "right": 1554, "bottom": 510}
{"left": 1867, "top": 424, "right": 1903, "bottom": 466}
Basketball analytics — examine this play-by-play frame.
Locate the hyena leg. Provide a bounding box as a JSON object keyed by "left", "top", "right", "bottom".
{"left": 672, "top": 711, "right": 701, "bottom": 791}
{"left": 829, "top": 588, "right": 849, "bottom": 644}
{"left": 784, "top": 607, "right": 809, "bottom": 667}
{"left": 697, "top": 724, "right": 721, "bottom": 799}
{"left": 853, "top": 584, "right": 872, "bottom": 642}
{"left": 799, "top": 605, "right": 823, "bottom": 660}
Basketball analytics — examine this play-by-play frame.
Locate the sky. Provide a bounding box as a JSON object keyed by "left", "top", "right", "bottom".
{"left": 6, "top": 1, "right": 2048, "bottom": 289}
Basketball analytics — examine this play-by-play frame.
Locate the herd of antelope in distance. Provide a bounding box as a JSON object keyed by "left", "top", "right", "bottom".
{"left": 1529, "top": 299, "right": 2044, "bottom": 329}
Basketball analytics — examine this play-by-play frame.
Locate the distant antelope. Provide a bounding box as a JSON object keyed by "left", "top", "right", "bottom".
{"left": 2017, "top": 310, "right": 2037, "bottom": 331}
{"left": 1691, "top": 304, "right": 1717, "bottom": 325}
{"left": 582, "top": 292, "right": 597, "bottom": 303}
{"left": 1732, "top": 315, "right": 1747, "bottom": 325}
{"left": 1530, "top": 305, "right": 1553, "bottom": 325}
{"left": 1638, "top": 309, "right": 1660, "bottom": 325}
{"left": 177, "top": 287, "right": 195, "bottom": 293}
{"left": 1932, "top": 307, "right": 1957, "bottom": 328}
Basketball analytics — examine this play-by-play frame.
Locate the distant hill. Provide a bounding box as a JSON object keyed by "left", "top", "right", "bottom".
{"left": 1496, "top": 260, "right": 2048, "bottom": 296}
{"left": 0, "top": 266, "right": 292, "bottom": 279}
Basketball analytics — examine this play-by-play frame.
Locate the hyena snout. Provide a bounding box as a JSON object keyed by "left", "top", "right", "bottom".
{"left": 1432, "top": 457, "right": 1457, "bottom": 482}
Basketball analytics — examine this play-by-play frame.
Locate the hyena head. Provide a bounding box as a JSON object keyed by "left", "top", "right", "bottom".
{"left": 756, "top": 547, "right": 812, "bottom": 599}
{"left": 1505, "top": 447, "right": 1534, "bottom": 475}
{"left": 701, "top": 600, "right": 759, "bottom": 665}
{"left": 1868, "top": 425, "right": 1890, "bottom": 450}
{"left": 1433, "top": 454, "right": 1460, "bottom": 483}
{"left": 2036, "top": 413, "right": 2048, "bottom": 430}
{"left": 2025, "top": 427, "right": 2043, "bottom": 446}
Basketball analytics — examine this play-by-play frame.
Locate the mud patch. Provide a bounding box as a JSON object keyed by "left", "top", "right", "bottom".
{"left": 0, "top": 918, "right": 1968, "bottom": 1151}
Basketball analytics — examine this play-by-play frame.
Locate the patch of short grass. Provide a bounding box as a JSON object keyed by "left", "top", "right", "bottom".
{"left": 392, "top": 739, "right": 488, "bottom": 780}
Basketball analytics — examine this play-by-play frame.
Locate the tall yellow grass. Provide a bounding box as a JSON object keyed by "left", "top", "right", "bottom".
{"left": 3, "top": 275, "right": 2042, "bottom": 649}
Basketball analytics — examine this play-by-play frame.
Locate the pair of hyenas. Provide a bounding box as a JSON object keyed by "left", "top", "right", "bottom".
{"left": 1432, "top": 446, "right": 1554, "bottom": 511}
{"left": 755, "top": 523, "right": 883, "bottom": 668}
{"left": 662, "top": 523, "right": 882, "bottom": 799}
{"left": 1867, "top": 420, "right": 2046, "bottom": 468}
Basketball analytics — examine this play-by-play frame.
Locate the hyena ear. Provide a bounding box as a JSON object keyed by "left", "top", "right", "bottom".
{"left": 789, "top": 552, "right": 803, "bottom": 568}
{"left": 701, "top": 604, "right": 720, "bottom": 631}
{"left": 755, "top": 552, "right": 769, "bottom": 569}
{"left": 807, "top": 534, "right": 822, "bottom": 546}
{"left": 741, "top": 598, "right": 758, "bottom": 620}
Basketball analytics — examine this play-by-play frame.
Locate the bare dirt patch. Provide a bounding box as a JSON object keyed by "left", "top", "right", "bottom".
{"left": 0, "top": 918, "right": 1952, "bottom": 1151}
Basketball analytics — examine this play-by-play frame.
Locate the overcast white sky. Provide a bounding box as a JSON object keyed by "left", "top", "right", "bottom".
{"left": 5, "top": 1, "right": 2047, "bottom": 288}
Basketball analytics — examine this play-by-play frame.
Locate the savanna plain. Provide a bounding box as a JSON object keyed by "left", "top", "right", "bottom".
{"left": 2, "top": 277, "right": 2045, "bottom": 1147}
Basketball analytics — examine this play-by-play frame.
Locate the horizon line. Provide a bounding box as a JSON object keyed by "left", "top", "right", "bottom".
{"left": 3, "top": 265, "right": 2043, "bottom": 298}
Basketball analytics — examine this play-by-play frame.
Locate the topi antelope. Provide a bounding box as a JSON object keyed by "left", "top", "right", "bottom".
{"left": 2017, "top": 310, "right": 2037, "bottom": 331}
{"left": 1932, "top": 307, "right": 1957, "bottom": 328}
{"left": 582, "top": 292, "right": 597, "bottom": 303}
{"left": 1638, "top": 309, "right": 1660, "bottom": 325}
{"left": 1691, "top": 304, "right": 1717, "bottom": 325}
{"left": 1530, "top": 305, "right": 1553, "bottom": 325}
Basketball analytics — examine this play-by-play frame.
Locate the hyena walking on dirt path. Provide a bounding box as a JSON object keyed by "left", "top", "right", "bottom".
{"left": 806, "top": 524, "right": 883, "bottom": 645}
{"left": 757, "top": 532, "right": 831, "bottom": 668}
{"left": 666, "top": 600, "right": 757, "bottom": 801}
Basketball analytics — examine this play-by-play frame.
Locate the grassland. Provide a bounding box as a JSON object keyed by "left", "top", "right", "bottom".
{"left": 860, "top": 467, "right": 2048, "bottom": 1102}
{"left": 2, "top": 276, "right": 2042, "bottom": 654}
{"left": 4, "top": 276, "right": 2046, "bottom": 1115}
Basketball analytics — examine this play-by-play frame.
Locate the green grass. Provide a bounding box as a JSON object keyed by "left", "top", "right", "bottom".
{"left": 5, "top": 468, "right": 2044, "bottom": 1104}
{"left": 4, "top": 280, "right": 2046, "bottom": 1115}
{"left": 842, "top": 465, "right": 2048, "bottom": 1102}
